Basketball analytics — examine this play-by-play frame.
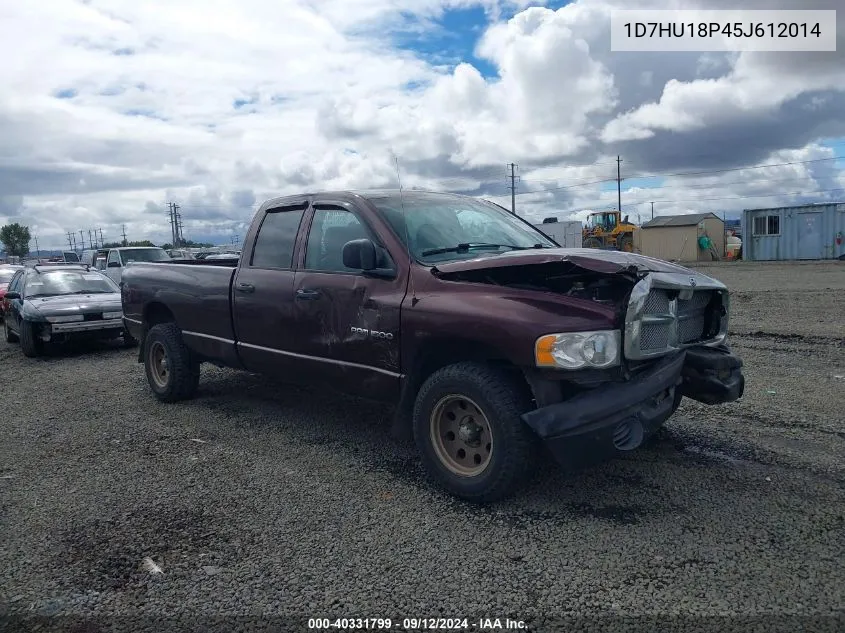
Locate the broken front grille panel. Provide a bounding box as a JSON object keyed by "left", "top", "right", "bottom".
{"left": 624, "top": 273, "right": 729, "bottom": 361}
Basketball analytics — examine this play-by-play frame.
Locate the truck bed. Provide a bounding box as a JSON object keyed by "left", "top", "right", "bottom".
{"left": 122, "top": 261, "right": 238, "bottom": 345}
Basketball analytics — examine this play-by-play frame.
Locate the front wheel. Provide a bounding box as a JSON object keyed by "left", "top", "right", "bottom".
{"left": 412, "top": 362, "right": 538, "bottom": 503}
{"left": 144, "top": 323, "right": 200, "bottom": 402}
{"left": 19, "top": 320, "right": 42, "bottom": 357}
{"left": 584, "top": 237, "right": 603, "bottom": 249}
{"left": 4, "top": 318, "right": 18, "bottom": 343}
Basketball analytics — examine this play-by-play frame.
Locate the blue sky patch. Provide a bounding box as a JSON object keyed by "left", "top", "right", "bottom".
{"left": 233, "top": 95, "right": 259, "bottom": 110}
{"left": 113, "top": 47, "right": 134, "bottom": 56}
{"left": 54, "top": 88, "right": 78, "bottom": 99}
{"left": 600, "top": 176, "right": 666, "bottom": 192}
{"left": 123, "top": 108, "right": 166, "bottom": 121}
{"left": 390, "top": 1, "right": 573, "bottom": 80}
{"left": 821, "top": 136, "right": 845, "bottom": 169}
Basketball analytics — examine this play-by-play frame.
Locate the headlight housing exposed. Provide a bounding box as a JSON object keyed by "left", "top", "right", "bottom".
{"left": 535, "top": 330, "right": 621, "bottom": 370}
{"left": 46, "top": 315, "right": 84, "bottom": 323}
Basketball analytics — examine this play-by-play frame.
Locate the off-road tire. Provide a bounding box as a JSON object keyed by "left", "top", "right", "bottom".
{"left": 144, "top": 323, "right": 201, "bottom": 403}
{"left": 584, "top": 237, "right": 603, "bottom": 249}
{"left": 412, "top": 362, "right": 539, "bottom": 503}
{"left": 618, "top": 235, "right": 634, "bottom": 252}
{"left": 4, "top": 318, "right": 18, "bottom": 343}
{"left": 19, "top": 320, "right": 42, "bottom": 358}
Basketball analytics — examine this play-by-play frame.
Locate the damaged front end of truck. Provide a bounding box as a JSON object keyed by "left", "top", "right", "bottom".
{"left": 432, "top": 249, "right": 745, "bottom": 467}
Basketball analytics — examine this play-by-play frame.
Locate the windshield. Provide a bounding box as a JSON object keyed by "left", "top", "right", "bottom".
{"left": 368, "top": 193, "right": 556, "bottom": 263}
{"left": 120, "top": 248, "right": 170, "bottom": 263}
{"left": 24, "top": 270, "right": 119, "bottom": 297}
{"left": 62, "top": 252, "right": 80, "bottom": 262}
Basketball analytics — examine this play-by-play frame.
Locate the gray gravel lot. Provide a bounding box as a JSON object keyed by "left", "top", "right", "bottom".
{"left": 1, "top": 260, "right": 843, "bottom": 632}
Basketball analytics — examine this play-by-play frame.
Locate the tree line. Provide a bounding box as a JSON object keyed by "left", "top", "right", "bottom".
{"left": 1, "top": 222, "right": 214, "bottom": 256}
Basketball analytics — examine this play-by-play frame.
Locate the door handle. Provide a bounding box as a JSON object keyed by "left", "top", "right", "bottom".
{"left": 295, "top": 288, "right": 321, "bottom": 300}
{"left": 235, "top": 282, "right": 255, "bottom": 293}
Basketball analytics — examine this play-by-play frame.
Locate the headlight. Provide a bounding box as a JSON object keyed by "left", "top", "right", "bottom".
{"left": 103, "top": 311, "right": 123, "bottom": 319}
{"left": 46, "top": 315, "right": 84, "bottom": 323}
{"left": 535, "top": 330, "right": 621, "bottom": 370}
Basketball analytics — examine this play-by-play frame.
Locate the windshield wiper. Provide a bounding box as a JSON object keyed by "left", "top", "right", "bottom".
{"left": 421, "top": 243, "right": 548, "bottom": 257}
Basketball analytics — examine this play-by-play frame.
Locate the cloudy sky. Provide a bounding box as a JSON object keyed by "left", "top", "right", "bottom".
{"left": 1, "top": 0, "right": 843, "bottom": 250}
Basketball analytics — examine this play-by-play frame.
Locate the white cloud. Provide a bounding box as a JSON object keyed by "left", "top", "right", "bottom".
{"left": 0, "top": 0, "right": 843, "bottom": 249}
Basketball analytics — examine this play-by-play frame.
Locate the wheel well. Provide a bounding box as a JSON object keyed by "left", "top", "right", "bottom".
{"left": 137, "top": 302, "right": 176, "bottom": 362}
{"left": 390, "top": 338, "right": 529, "bottom": 442}
{"left": 144, "top": 302, "right": 176, "bottom": 328}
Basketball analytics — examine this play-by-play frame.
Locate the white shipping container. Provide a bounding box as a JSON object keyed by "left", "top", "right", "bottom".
{"left": 533, "top": 220, "right": 582, "bottom": 248}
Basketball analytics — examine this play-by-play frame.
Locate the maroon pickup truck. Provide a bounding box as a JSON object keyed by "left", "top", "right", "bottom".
{"left": 122, "top": 190, "right": 744, "bottom": 502}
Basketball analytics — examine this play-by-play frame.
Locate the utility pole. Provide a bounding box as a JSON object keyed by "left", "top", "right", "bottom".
{"left": 650, "top": 201, "right": 655, "bottom": 220}
{"left": 122, "top": 224, "right": 128, "bottom": 246}
{"left": 79, "top": 230, "right": 86, "bottom": 251}
{"left": 34, "top": 235, "right": 40, "bottom": 257}
{"left": 88, "top": 230, "right": 94, "bottom": 249}
{"left": 616, "top": 155, "right": 623, "bottom": 213}
{"left": 167, "top": 203, "right": 177, "bottom": 247}
{"left": 66, "top": 232, "right": 74, "bottom": 250}
{"left": 507, "top": 163, "right": 519, "bottom": 215}
{"left": 98, "top": 228, "right": 104, "bottom": 246}
{"left": 175, "top": 206, "right": 184, "bottom": 246}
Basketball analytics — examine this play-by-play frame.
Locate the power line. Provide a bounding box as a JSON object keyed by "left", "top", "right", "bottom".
{"left": 517, "top": 155, "right": 844, "bottom": 195}
{"left": 548, "top": 187, "right": 845, "bottom": 217}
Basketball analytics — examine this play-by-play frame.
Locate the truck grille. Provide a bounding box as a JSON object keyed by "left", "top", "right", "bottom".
{"left": 624, "top": 274, "right": 729, "bottom": 361}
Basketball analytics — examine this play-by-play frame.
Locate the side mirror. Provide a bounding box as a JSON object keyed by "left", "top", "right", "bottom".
{"left": 4, "top": 291, "right": 20, "bottom": 300}
{"left": 342, "top": 238, "right": 377, "bottom": 271}
{"left": 107, "top": 261, "right": 121, "bottom": 268}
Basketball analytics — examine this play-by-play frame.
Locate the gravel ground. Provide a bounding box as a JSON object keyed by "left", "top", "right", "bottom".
{"left": 1, "top": 260, "right": 843, "bottom": 632}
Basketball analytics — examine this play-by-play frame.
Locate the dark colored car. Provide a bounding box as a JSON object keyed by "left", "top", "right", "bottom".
{"left": 121, "top": 190, "right": 745, "bottom": 502}
{"left": 3, "top": 264, "right": 135, "bottom": 357}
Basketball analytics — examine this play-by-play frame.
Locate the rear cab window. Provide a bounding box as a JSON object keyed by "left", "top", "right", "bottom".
{"left": 250, "top": 205, "right": 307, "bottom": 269}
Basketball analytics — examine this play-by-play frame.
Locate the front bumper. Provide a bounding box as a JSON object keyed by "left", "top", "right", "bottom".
{"left": 522, "top": 346, "right": 744, "bottom": 468}
{"left": 49, "top": 318, "right": 125, "bottom": 334}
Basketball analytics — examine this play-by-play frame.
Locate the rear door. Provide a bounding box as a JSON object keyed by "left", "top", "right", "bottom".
{"left": 290, "top": 201, "right": 403, "bottom": 401}
{"left": 232, "top": 201, "right": 309, "bottom": 375}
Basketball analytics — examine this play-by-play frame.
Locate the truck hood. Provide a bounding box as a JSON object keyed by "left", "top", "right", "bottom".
{"left": 431, "top": 248, "right": 706, "bottom": 277}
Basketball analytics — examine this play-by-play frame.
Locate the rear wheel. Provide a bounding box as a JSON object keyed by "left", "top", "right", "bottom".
{"left": 584, "top": 237, "right": 603, "bottom": 249}
{"left": 144, "top": 323, "right": 200, "bottom": 402}
{"left": 19, "top": 320, "right": 42, "bottom": 357}
{"left": 412, "top": 362, "right": 538, "bottom": 503}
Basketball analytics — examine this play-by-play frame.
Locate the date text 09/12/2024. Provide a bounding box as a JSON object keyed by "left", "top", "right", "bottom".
{"left": 308, "top": 617, "right": 527, "bottom": 630}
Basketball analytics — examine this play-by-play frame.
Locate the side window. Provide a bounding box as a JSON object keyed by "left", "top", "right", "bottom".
{"left": 304, "top": 208, "right": 372, "bottom": 273}
{"left": 107, "top": 250, "right": 120, "bottom": 265}
{"left": 9, "top": 272, "right": 23, "bottom": 293}
{"left": 250, "top": 206, "right": 306, "bottom": 269}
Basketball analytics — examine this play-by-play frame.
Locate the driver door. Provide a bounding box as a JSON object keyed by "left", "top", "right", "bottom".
{"left": 290, "top": 202, "right": 403, "bottom": 401}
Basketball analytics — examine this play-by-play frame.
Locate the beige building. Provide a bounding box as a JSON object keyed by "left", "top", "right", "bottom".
{"left": 633, "top": 213, "right": 725, "bottom": 262}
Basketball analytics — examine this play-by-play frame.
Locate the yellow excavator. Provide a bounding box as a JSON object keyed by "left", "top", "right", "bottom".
{"left": 582, "top": 210, "right": 637, "bottom": 252}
